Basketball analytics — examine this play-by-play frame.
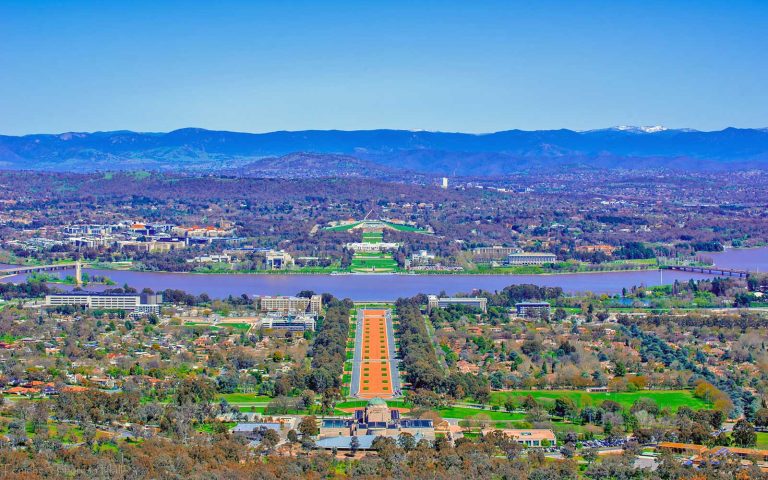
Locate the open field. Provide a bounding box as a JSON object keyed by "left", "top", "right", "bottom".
{"left": 489, "top": 389, "right": 709, "bottom": 411}
{"left": 217, "top": 322, "right": 252, "bottom": 331}
{"left": 216, "top": 393, "right": 273, "bottom": 404}
{"left": 757, "top": 432, "right": 768, "bottom": 449}
{"left": 437, "top": 407, "right": 527, "bottom": 420}
{"left": 350, "top": 256, "right": 398, "bottom": 271}
{"left": 183, "top": 322, "right": 252, "bottom": 332}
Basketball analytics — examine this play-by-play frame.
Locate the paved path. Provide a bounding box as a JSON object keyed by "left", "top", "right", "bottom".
{"left": 350, "top": 309, "right": 364, "bottom": 397}
{"left": 385, "top": 310, "right": 402, "bottom": 395}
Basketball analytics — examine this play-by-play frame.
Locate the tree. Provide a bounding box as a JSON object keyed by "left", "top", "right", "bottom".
{"left": 300, "top": 389, "right": 316, "bottom": 410}
{"left": 630, "top": 398, "right": 659, "bottom": 417}
{"left": 397, "top": 432, "right": 416, "bottom": 452}
{"left": 350, "top": 435, "right": 360, "bottom": 455}
{"left": 298, "top": 415, "right": 318, "bottom": 437}
{"left": 174, "top": 376, "right": 216, "bottom": 405}
{"left": 521, "top": 395, "right": 539, "bottom": 411}
{"left": 732, "top": 419, "right": 757, "bottom": 447}
{"left": 583, "top": 447, "right": 598, "bottom": 465}
{"left": 372, "top": 435, "right": 396, "bottom": 453}
{"left": 300, "top": 436, "right": 316, "bottom": 453}
{"left": 754, "top": 408, "right": 768, "bottom": 429}
{"left": 261, "top": 429, "right": 280, "bottom": 451}
{"left": 474, "top": 387, "right": 491, "bottom": 406}
{"left": 82, "top": 420, "right": 97, "bottom": 448}
{"left": 321, "top": 388, "right": 341, "bottom": 414}
{"left": 552, "top": 397, "right": 576, "bottom": 419}
{"left": 560, "top": 443, "right": 575, "bottom": 458}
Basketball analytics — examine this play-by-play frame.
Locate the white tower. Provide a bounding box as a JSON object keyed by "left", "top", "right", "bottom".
{"left": 75, "top": 261, "right": 83, "bottom": 285}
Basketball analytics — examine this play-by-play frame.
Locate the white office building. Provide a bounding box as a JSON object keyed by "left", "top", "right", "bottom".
{"left": 45, "top": 292, "right": 162, "bottom": 314}
{"left": 506, "top": 252, "right": 557, "bottom": 265}
{"left": 427, "top": 295, "right": 487, "bottom": 313}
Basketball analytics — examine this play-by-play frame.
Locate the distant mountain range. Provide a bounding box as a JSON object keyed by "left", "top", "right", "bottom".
{"left": 1, "top": 127, "right": 767, "bottom": 176}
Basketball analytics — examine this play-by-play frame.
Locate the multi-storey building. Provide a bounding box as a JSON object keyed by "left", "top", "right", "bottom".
{"left": 258, "top": 295, "right": 322, "bottom": 315}
{"left": 427, "top": 295, "right": 487, "bottom": 313}
{"left": 506, "top": 252, "right": 557, "bottom": 265}
{"left": 514, "top": 302, "right": 551, "bottom": 319}
{"left": 260, "top": 313, "right": 316, "bottom": 331}
{"left": 472, "top": 245, "right": 520, "bottom": 261}
{"left": 44, "top": 292, "right": 162, "bottom": 314}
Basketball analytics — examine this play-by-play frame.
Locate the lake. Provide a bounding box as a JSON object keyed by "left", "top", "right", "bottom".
{"left": 3, "top": 246, "right": 766, "bottom": 300}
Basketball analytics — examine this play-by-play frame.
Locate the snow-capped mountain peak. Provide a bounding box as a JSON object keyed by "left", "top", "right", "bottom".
{"left": 614, "top": 125, "right": 668, "bottom": 133}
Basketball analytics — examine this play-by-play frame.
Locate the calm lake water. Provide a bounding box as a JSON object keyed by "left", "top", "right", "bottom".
{"left": 4, "top": 247, "right": 767, "bottom": 300}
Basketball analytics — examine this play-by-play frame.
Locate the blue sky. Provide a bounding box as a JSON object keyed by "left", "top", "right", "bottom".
{"left": 1, "top": 1, "right": 766, "bottom": 135}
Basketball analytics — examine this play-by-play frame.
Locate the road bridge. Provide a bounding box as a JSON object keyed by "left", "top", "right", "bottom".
{"left": 0, "top": 262, "right": 83, "bottom": 285}
{"left": 660, "top": 265, "right": 749, "bottom": 278}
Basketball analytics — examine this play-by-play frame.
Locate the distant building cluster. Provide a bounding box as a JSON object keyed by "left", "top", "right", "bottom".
{"left": 58, "top": 221, "right": 242, "bottom": 254}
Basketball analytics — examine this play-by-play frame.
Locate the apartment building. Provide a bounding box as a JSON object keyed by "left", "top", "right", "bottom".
{"left": 258, "top": 295, "right": 322, "bottom": 315}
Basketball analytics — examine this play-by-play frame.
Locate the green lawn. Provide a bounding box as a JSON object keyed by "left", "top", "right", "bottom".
{"left": 184, "top": 322, "right": 220, "bottom": 330}
{"left": 438, "top": 407, "right": 527, "bottom": 420}
{"left": 381, "top": 221, "right": 426, "bottom": 233}
{"left": 757, "top": 432, "right": 768, "bottom": 449}
{"left": 362, "top": 232, "right": 384, "bottom": 243}
{"left": 350, "top": 253, "right": 398, "bottom": 272}
{"left": 216, "top": 393, "right": 273, "bottom": 404}
{"left": 351, "top": 257, "right": 398, "bottom": 268}
{"left": 325, "top": 222, "right": 362, "bottom": 232}
{"left": 489, "top": 390, "right": 709, "bottom": 412}
{"left": 218, "top": 322, "right": 252, "bottom": 331}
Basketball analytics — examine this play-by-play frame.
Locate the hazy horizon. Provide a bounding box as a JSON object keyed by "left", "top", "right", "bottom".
{"left": 4, "top": 124, "right": 768, "bottom": 138}
{"left": 2, "top": 0, "right": 766, "bottom": 135}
